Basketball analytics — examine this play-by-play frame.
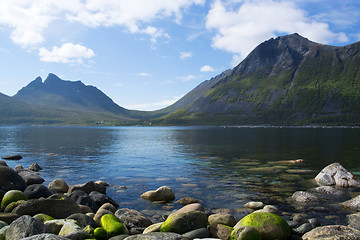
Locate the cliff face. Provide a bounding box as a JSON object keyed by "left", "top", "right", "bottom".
{"left": 157, "top": 34, "right": 360, "bottom": 125}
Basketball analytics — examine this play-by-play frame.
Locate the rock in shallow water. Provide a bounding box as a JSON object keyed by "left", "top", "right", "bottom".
{"left": 141, "top": 186, "right": 175, "bottom": 202}
{"left": 315, "top": 162, "right": 360, "bottom": 188}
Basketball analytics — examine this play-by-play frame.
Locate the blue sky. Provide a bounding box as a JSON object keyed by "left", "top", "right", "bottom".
{"left": 0, "top": 0, "right": 359, "bottom": 111}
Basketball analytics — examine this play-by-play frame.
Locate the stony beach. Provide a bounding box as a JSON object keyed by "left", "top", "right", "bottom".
{"left": 1, "top": 155, "right": 360, "bottom": 240}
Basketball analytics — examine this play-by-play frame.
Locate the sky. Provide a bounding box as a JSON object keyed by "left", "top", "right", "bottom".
{"left": 0, "top": 0, "right": 360, "bottom": 111}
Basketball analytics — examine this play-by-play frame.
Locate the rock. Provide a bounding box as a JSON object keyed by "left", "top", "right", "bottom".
{"left": 66, "top": 213, "right": 98, "bottom": 229}
{"left": 244, "top": 201, "right": 264, "bottom": 210}
{"left": 21, "top": 233, "right": 69, "bottom": 240}
{"left": 100, "top": 214, "right": 129, "bottom": 237}
{"left": 347, "top": 212, "right": 360, "bottom": 230}
{"left": 44, "top": 219, "right": 75, "bottom": 235}
{"left": 1, "top": 190, "right": 28, "bottom": 211}
{"left": 292, "top": 213, "right": 308, "bottom": 224}
{"left": 6, "top": 215, "right": 47, "bottom": 240}
{"left": 28, "top": 163, "right": 42, "bottom": 172}
{"left": 0, "top": 166, "right": 27, "bottom": 191}
{"left": 236, "top": 212, "right": 290, "bottom": 240}
{"left": 141, "top": 186, "right": 175, "bottom": 202}
{"left": 14, "top": 165, "right": 24, "bottom": 172}
{"left": 94, "top": 227, "right": 107, "bottom": 240}
{"left": 208, "top": 224, "right": 232, "bottom": 239}
{"left": 12, "top": 195, "right": 82, "bottom": 219}
{"left": 308, "top": 218, "right": 320, "bottom": 228}
{"left": 0, "top": 213, "right": 20, "bottom": 224}
{"left": 48, "top": 179, "right": 69, "bottom": 194}
{"left": 89, "top": 191, "right": 119, "bottom": 209}
{"left": 124, "top": 232, "right": 187, "bottom": 240}
{"left": 208, "top": 213, "right": 236, "bottom": 227}
{"left": 302, "top": 225, "right": 360, "bottom": 239}
{"left": 230, "top": 225, "right": 262, "bottom": 240}
{"left": 0, "top": 226, "right": 9, "bottom": 240}
{"left": 33, "top": 213, "right": 55, "bottom": 223}
{"left": 109, "top": 235, "right": 129, "bottom": 240}
{"left": 115, "top": 208, "right": 152, "bottom": 231}
{"left": 0, "top": 160, "right": 8, "bottom": 166}
{"left": 341, "top": 195, "right": 360, "bottom": 211}
{"left": 176, "top": 197, "right": 200, "bottom": 206}
{"left": 93, "top": 209, "right": 113, "bottom": 225}
{"left": 68, "top": 181, "right": 106, "bottom": 195}
{"left": 168, "top": 203, "right": 205, "bottom": 219}
{"left": 315, "top": 163, "right": 360, "bottom": 188}
{"left": 99, "top": 203, "right": 117, "bottom": 213}
{"left": 79, "top": 204, "right": 93, "bottom": 214}
{"left": 183, "top": 228, "right": 210, "bottom": 239}
{"left": 0, "top": 220, "right": 8, "bottom": 228}
{"left": 58, "top": 220, "right": 92, "bottom": 240}
{"left": 291, "top": 191, "right": 319, "bottom": 203}
{"left": 143, "top": 222, "right": 164, "bottom": 234}
{"left": 68, "top": 190, "right": 98, "bottom": 213}
{"left": 24, "top": 184, "right": 53, "bottom": 199}
{"left": 258, "top": 205, "right": 279, "bottom": 214}
{"left": 160, "top": 210, "right": 208, "bottom": 234}
{"left": 292, "top": 223, "right": 313, "bottom": 235}
{"left": 1, "top": 154, "right": 22, "bottom": 160}
{"left": 4, "top": 200, "right": 25, "bottom": 213}
{"left": 18, "top": 170, "right": 45, "bottom": 185}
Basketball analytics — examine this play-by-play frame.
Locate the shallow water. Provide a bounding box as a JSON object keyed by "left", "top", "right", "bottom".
{"left": 1, "top": 126, "right": 360, "bottom": 224}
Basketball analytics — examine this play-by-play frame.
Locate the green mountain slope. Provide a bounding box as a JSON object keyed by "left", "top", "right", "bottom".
{"left": 155, "top": 33, "right": 360, "bottom": 126}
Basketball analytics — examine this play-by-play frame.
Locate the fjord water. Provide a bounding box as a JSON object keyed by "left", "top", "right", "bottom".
{"left": 1, "top": 126, "right": 360, "bottom": 222}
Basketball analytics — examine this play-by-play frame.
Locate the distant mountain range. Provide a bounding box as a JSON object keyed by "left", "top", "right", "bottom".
{"left": 1, "top": 33, "right": 359, "bottom": 126}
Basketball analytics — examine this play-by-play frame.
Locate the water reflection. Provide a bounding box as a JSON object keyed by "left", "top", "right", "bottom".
{"left": 0, "top": 126, "right": 360, "bottom": 223}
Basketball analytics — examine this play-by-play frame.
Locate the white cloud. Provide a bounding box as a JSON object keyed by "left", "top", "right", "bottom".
{"left": 39, "top": 43, "right": 95, "bottom": 63}
{"left": 180, "top": 52, "right": 193, "bottom": 60}
{"left": 206, "top": 0, "right": 348, "bottom": 63}
{"left": 126, "top": 95, "right": 183, "bottom": 111}
{"left": 177, "top": 74, "right": 197, "bottom": 82}
{"left": 0, "top": 0, "right": 204, "bottom": 48}
{"left": 200, "top": 65, "right": 215, "bottom": 72}
{"left": 136, "top": 72, "right": 152, "bottom": 77}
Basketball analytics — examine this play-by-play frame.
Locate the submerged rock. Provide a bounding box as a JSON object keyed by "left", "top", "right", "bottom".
{"left": 141, "top": 186, "right": 175, "bottom": 202}
{"left": 315, "top": 163, "right": 360, "bottom": 188}
{"left": 1, "top": 154, "right": 22, "bottom": 160}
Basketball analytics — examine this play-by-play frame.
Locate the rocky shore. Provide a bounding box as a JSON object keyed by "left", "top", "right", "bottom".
{"left": 1, "top": 158, "right": 360, "bottom": 239}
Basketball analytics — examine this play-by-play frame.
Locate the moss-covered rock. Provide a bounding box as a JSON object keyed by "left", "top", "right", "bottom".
{"left": 100, "top": 214, "right": 128, "bottom": 237}
{"left": 0, "top": 190, "right": 27, "bottom": 211}
{"left": 93, "top": 227, "right": 107, "bottom": 240}
{"left": 160, "top": 210, "right": 208, "bottom": 234}
{"left": 33, "top": 213, "right": 55, "bottom": 223}
{"left": 230, "top": 225, "right": 262, "bottom": 240}
{"left": 4, "top": 200, "right": 25, "bottom": 213}
{"left": 237, "top": 212, "right": 290, "bottom": 240}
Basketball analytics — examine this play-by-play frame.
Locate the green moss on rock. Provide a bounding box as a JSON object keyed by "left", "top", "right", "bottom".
{"left": 239, "top": 212, "right": 290, "bottom": 240}
{"left": 0, "top": 190, "right": 27, "bottom": 211}
{"left": 93, "top": 227, "right": 107, "bottom": 240}
{"left": 100, "top": 214, "right": 128, "bottom": 237}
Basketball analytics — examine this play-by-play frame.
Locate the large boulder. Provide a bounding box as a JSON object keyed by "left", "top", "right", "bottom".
{"left": 168, "top": 203, "right": 205, "bottom": 219}
{"left": 141, "top": 186, "right": 175, "bottom": 202}
{"left": 315, "top": 163, "right": 360, "bottom": 188}
{"left": 236, "top": 212, "right": 290, "bottom": 240}
{"left": 12, "top": 195, "right": 82, "bottom": 219}
{"left": 6, "top": 215, "right": 47, "bottom": 240}
{"left": 0, "top": 166, "right": 27, "bottom": 191}
{"left": 115, "top": 208, "right": 152, "bottom": 231}
{"left": 48, "top": 179, "right": 69, "bottom": 194}
{"left": 160, "top": 210, "right": 208, "bottom": 234}
{"left": 302, "top": 225, "right": 360, "bottom": 240}
{"left": 24, "top": 184, "right": 53, "bottom": 199}
{"left": 18, "top": 170, "right": 45, "bottom": 185}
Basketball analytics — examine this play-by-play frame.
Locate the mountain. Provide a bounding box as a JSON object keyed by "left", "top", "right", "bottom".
{"left": 155, "top": 33, "right": 360, "bottom": 125}
{"left": 14, "top": 73, "right": 128, "bottom": 115}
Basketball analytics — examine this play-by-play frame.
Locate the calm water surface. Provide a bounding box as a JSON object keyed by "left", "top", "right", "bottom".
{"left": 1, "top": 126, "right": 360, "bottom": 223}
